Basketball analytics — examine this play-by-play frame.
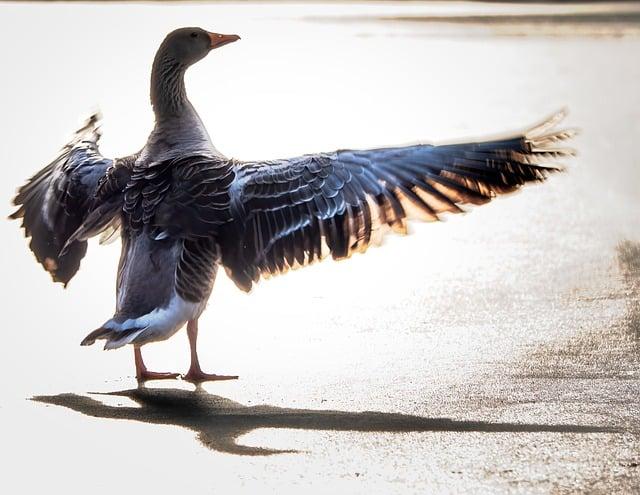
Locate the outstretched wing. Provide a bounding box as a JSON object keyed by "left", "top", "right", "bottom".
{"left": 220, "top": 111, "right": 575, "bottom": 291}
{"left": 10, "top": 114, "right": 132, "bottom": 286}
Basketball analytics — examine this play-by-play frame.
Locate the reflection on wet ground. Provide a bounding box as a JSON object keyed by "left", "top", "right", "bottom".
{"left": 33, "top": 387, "right": 617, "bottom": 456}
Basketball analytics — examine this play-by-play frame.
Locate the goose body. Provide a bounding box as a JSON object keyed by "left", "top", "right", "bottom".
{"left": 11, "top": 27, "right": 574, "bottom": 382}
{"left": 89, "top": 96, "right": 226, "bottom": 350}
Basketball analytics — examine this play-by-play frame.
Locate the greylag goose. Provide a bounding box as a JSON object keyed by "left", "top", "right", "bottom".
{"left": 11, "top": 27, "right": 574, "bottom": 382}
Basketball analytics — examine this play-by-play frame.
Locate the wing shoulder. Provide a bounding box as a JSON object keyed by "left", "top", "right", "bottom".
{"left": 123, "top": 154, "right": 236, "bottom": 239}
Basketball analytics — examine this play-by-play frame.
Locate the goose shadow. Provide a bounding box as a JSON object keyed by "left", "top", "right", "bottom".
{"left": 32, "top": 387, "right": 617, "bottom": 456}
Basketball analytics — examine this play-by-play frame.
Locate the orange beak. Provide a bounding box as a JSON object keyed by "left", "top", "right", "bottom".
{"left": 208, "top": 32, "right": 241, "bottom": 49}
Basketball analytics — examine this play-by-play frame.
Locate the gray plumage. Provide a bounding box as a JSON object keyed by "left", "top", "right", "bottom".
{"left": 10, "top": 27, "right": 574, "bottom": 352}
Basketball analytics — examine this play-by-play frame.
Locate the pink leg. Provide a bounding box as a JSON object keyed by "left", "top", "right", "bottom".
{"left": 134, "top": 346, "right": 179, "bottom": 382}
{"left": 182, "top": 319, "right": 239, "bottom": 383}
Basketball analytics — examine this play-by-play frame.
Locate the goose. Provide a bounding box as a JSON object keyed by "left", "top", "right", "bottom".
{"left": 11, "top": 27, "right": 574, "bottom": 383}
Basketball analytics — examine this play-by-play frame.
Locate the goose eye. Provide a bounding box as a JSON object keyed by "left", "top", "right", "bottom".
{"left": 190, "top": 32, "right": 198, "bottom": 38}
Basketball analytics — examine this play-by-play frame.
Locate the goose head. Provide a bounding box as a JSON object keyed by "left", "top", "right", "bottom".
{"left": 159, "top": 27, "right": 241, "bottom": 67}
{"left": 151, "top": 27, "right": 240, "bottom": 118}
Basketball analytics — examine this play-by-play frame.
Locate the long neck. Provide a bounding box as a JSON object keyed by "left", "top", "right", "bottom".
{"left": 150, "top": 50, "right": 190, "bottom": 121}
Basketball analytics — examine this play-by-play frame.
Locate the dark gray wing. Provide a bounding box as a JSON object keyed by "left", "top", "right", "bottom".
{"left": 10, "top": 113, "right": 132, "bottom": 286}
{"left": 220, "top": 112, "right": 574, "bottom": 291}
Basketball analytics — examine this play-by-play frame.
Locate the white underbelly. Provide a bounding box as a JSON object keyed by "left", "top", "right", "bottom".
{"left": 104, "top": 292, "right": 206, "bottom": 349}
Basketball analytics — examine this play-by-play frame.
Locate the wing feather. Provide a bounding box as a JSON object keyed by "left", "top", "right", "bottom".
{"left": 10, "top": 113, "right": 132, "bottom": 285}
{"left": 219, "top": 112, "right": 573, "bottom": 291}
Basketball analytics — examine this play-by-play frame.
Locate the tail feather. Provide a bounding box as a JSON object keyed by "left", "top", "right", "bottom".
{"left": 80, "top": 326, "right": 112, "bottom": 346}
{"left": 81, "top": 325, "right": 147, "bottom": 350}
